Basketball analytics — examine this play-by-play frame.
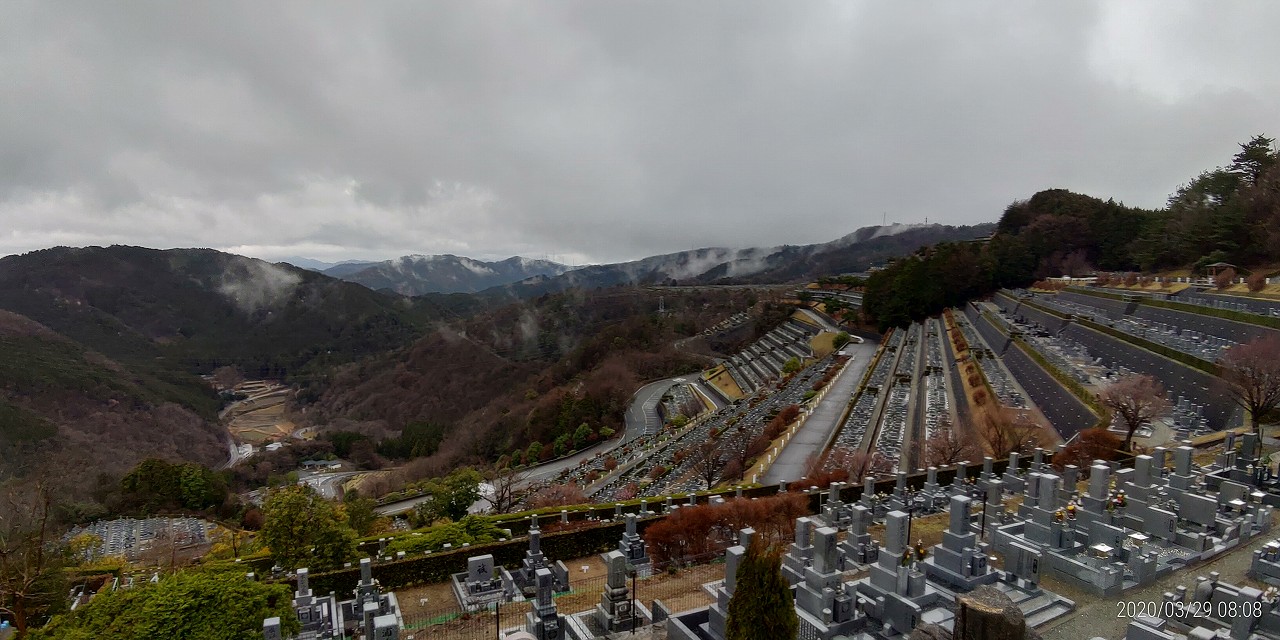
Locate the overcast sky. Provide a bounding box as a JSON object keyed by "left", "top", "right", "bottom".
{"left": 2, "top": 2, "right": 1277, "bottom": 265}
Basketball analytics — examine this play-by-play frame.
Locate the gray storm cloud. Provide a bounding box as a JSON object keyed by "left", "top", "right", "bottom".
{"left": 1, "top": 1, "right": 1278, "bottom": 264}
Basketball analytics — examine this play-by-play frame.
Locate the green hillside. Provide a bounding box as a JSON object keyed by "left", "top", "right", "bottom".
{"left": 864, "top": 135, "right": 1280, "bottom": 329}
{"left": 0, "top": 246, "right": 447, "bottom": 379}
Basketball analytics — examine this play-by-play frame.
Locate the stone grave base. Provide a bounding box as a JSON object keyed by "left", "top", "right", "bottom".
{"left": 450, "top": 571, "right": 506, "bottom": 612}
{"left": 567, "top": 602, "right": 653, "bottom": 638}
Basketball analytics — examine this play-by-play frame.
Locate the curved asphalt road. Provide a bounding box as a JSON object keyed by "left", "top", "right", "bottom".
{"left": 624, "top": 377, "right": 683, "bottom": 442}
{"left": 375, "top": 375, "right": 689, "bottom": 515}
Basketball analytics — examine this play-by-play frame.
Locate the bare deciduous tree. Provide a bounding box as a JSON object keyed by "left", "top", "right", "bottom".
{"left": 1100, "top": 374, "right": 1169, "bottom": 451}
{"left": 1219, "top": 336, "right": 1280, "bottom": 441}
{"left": 482, "top": 464, "right": 529, "bottom": 514}
{"left": 823, "top": 447, "right": 894, "bottom": 483}
{"left": 0, "top": 482, "right": 66, "bottom": 634}
{"left": 980, "top": 407, "right": 1043, "bottom": 459}
{"left": 694, "top": 437, "right": 727, "bottom": 490}
{"left": 923, "top": 423, "right": 982, "bottom": 468}
{"left": 1059, "top": 249, "right": 1092, "bottom": 278}
{"left": 724, "top": 427, "right": 768, "bottom": 481}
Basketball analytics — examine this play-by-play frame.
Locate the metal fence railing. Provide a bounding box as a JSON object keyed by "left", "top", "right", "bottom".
{"left": 396, "top": 554, "right": 725, "bottom": 640}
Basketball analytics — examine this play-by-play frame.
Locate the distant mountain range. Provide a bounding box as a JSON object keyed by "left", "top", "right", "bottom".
{"left": 308, "top": 255, "right": 578, "bottom": 295}
{"left": 277, "top": 256, "right": 378, "bottom": 273}
{"left": 286, "top": 223, "right": 995, "bottom": 297}
{"left": 478, "top": 223, "right": 996, "bottom": 299}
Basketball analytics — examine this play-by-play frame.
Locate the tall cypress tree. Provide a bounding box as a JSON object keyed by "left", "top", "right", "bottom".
{"left": 725, "top": 543, "right": 798, "bottom": 640}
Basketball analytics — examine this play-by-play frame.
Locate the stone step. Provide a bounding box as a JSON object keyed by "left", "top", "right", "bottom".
{"left": 1025, "top": 602, "right": 1074, "bottom": 628}
{"left": 1017, "top": 593, "right": 1053, "bottom": 616}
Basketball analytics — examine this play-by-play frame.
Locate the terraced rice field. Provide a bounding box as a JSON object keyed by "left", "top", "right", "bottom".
{"left": 224, "top": 385, "right": 295, "bottom": 443}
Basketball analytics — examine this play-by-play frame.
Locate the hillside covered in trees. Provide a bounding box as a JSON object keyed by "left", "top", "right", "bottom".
{"left": 0, "top": 310, "right": 226, "bottom": 487}
{"left": 864, "top": 135, "right": 1280, "bottom": 330}
{"left": 305, "top": 288, "right": 782, "bottom": 478}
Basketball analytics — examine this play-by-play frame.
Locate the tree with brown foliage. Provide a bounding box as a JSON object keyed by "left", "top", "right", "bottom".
{"left": 644, "top": 494, "right": 809, "bottom": 565}
{"left": 526, "top": 483, "right": 586, "bottom": 510}
{"left": 1053, "top": 428, "right": 1123, "bottom": 474}
{"left": 1100, "top": 374, "right": 1169, "bottom": 451}
{"left": 1214, "top": 267, "right": 1237, "bottom": 289}
{"left": 211, "top": 365, "right": 244, "bottom": 390}
{"left": 1248, "top": 272, "right": 1268, "bottom": 292}
{"left": 1219, "top": 336, "right": 1280, "bottom": 440}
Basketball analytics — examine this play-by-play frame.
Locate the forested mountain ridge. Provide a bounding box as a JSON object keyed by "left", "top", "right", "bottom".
{"left": 304, "top": 287, "right": 777, "bottom": 472}
{"left": 0, "top": 309, "right": 226, "bottom": 485}
{"left": 0, "top": 245, "right": 452, "bottom": 378}
{"left": 864, "top": 135, "right": 1280, "bottom": 330}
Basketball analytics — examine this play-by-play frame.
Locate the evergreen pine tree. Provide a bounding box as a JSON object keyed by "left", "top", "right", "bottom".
{"left": 725, "top": 543, "right": 798, "bottom": 640}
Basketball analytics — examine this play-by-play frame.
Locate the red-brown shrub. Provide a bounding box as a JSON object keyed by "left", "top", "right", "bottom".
{"left": 1248, "top": 273, "right": 1267, "bottom": 292}
{"left": 644, "top": 493, "right": 810, "bottom": 564}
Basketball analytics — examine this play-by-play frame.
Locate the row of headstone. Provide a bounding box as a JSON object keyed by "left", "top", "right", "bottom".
{"left": 265, "top": 559, "right": 400, "bottom": 640}
{"left": 990, "top": 441, "right": 1276, "bottom": 598}
{"left": 1123, "top": 572, "right": 1277, "bottom": 639}
{"left": 502, "top": 525, "right": 570, "bottom": 598}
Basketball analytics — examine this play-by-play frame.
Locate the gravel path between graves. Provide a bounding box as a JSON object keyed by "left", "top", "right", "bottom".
{"left": 1038, "top": 531, "right": 1275, "bottom": 640}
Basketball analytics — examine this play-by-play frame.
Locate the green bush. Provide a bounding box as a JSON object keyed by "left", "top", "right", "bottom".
{"left": 1142, "top": 298, "right": 1280, "bottom": 331}
{"left": 33, "top": 570, "right": 298, "bottom": 640}
{"left": 1079, "top": 318, "right": 1220, "bottom": 376}
{"left": 387, "top": 516, "right": 505, "bottom": 554}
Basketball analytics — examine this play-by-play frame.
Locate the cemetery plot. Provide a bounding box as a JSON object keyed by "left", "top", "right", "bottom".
{"left": 65, "top": 517, "right": 213, "bottom": 561}
{"left": 989, "top": 441, "right": 1274, "bottom": 603}
{"left": 1178, "top": 291, "right": 1280, "bottom": 319}
{"left": 585, "top": 354, "right": 834, "bottom": 500}
{"left": 721, "top": 319, "right": 819, "bottom": 395}
{"left": 824, "top": 319, "right": 958, "bottom": 474}
{"left": 1003, "top": 289, "right": 1240, "bottom": 432}
{"left": 921, "top": 318, "right": 953, "bottom": 442}
{"left": 960, "top": 306, "right": 1029, "bottom": 409}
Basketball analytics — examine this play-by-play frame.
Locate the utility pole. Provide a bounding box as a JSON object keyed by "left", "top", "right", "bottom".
{"left": 631, "top": 566, "right": 638, "bottom": 635}
{"left": 980, "top": 486, "right": 989, "bottom": 541}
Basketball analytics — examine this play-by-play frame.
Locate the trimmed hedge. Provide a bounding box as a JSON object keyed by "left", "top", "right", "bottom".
{"left": 1069, "top": 285, "right": 1280, "bottom": 331}
{"left": 1011, "top": 336, "right": 1101, "bottom": 414}
{"left": 1141, "top": 298, "right": 1280, "bottom": 331}
{"left": 294, "top": 454, "right": 1065, "bottom": 596}
{"left": 307, "top": 518, "right": 641, "bottom": 596}
{"left": 1018, "top": 297, "right": 1220, "bottom": 376}
{"left": 1066, "top": 286, "right": 1128, "bottom": 301}
{"left": 1019, "top": 298, "right": 1069, "bottom": 321}
{"left": 1077, "top": 318, "right": 1220, "bottom": 376}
